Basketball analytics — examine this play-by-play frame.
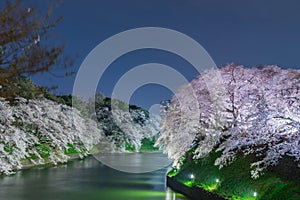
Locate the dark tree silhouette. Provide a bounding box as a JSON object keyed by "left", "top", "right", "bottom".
{"left": 0, "top": 0, "right": 72, "bottom": 101}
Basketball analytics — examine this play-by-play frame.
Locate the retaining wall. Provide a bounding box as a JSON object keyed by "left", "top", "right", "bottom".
{"left": 166, "top": 176, "right": 225, "bottom": 200}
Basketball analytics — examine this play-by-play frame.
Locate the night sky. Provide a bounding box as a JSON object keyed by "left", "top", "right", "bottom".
{"left": 29, "top": 0, "right": 300, "bottom": 110}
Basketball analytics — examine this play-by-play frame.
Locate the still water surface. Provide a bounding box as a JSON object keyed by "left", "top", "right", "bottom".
{"left": 0, "top": 154, "right": 187, "bottom": 200}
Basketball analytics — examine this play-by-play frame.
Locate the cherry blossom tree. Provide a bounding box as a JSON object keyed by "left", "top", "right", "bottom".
{"left": 95, "top": 97, "right": 160, "bottom": 152}
{"left": 157, "top": 64, "right": 300, "bottom": 178}
{"left": 0, "top": 97, "right": 104, "bottom": 175}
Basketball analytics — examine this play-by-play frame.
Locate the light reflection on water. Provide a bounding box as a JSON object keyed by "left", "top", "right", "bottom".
{"left": 94, "top": 152, "right": 172, "bottom": 173}
{"left": 0, "top": 155, "right": 187, "bottom": 200}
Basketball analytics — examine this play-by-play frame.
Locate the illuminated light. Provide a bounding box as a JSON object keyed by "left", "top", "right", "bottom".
{"left": 190, "top": 174, "right": 195, "bottom": 179}
{"left": 253, "top": 192, "right": 257, "bottom": 197}
{"left": 215, "top": 178, "right": 220, "bottom": 183}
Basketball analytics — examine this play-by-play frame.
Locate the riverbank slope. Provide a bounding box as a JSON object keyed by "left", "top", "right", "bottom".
{"left": 168, "top": 151, "right": 300, "bottom": 200}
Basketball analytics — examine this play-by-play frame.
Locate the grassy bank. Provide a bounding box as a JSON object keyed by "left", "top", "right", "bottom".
{"left": 125, "top": 137, "right": 159, "bottom": 152}
{"left": 169, "top": 151, "right": 300, "bottom": 200}
{"left": 17, "top": 144, "right": 96, "bottom": 170}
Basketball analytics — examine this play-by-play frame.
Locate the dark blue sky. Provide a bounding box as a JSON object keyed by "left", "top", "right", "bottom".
{"left": 30, "top": 0, "right": 300, "bottom": 109}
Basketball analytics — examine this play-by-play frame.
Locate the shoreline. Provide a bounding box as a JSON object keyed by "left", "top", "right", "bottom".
{"left": 1, "top": 154, "right": 84, "bottom": 177}
{"left": 166, "top": 176, "right": 225, "bottom": 200}
{"left": 19, "top": 154, "right": 83, "bottom": 170}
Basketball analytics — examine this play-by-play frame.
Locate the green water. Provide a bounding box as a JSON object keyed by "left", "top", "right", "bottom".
{"left": 0, "top": 156, "right": 187, "bottom": 200}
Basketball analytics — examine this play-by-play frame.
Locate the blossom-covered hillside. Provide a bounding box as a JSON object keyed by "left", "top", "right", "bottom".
{"left": 94, "top": 97, "right": 160, "bottom": 151}
{"left": 0, "top": 97, "right": 104, "bottom": 175}
{"left": 156, "top": 64, "right": 300, "bottom": 178}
